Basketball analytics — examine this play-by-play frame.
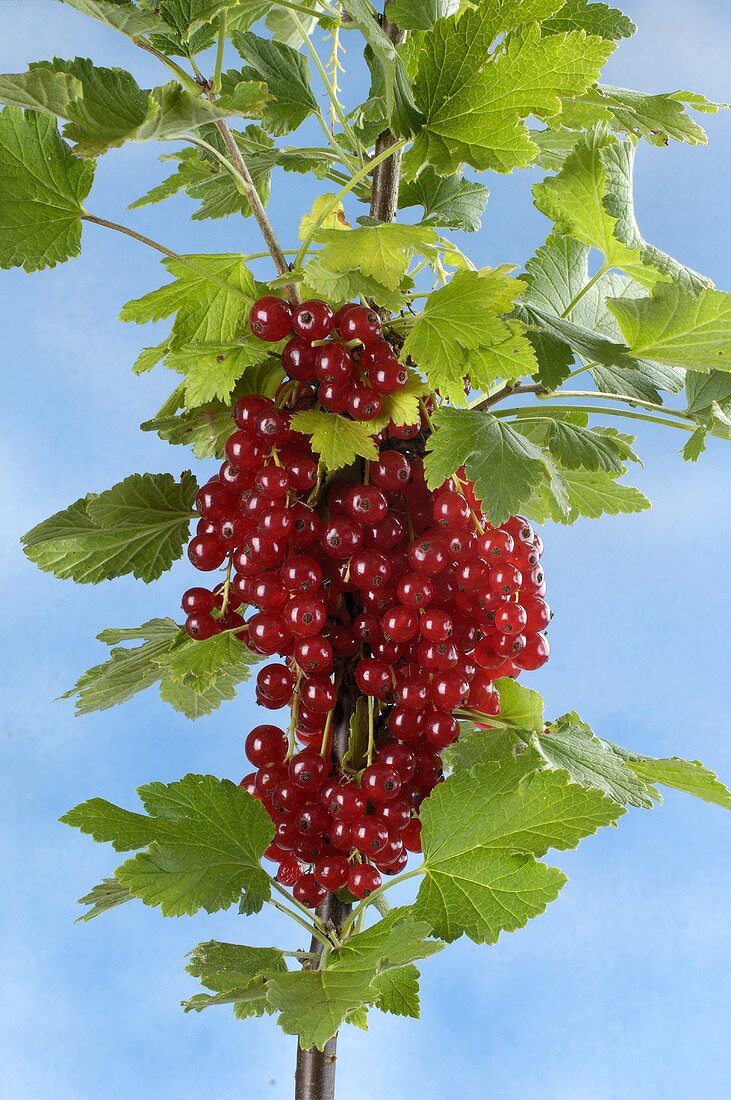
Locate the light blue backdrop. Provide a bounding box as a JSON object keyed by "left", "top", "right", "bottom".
{"left": 1, "top": 2, "right": 729, "bottom": 1097}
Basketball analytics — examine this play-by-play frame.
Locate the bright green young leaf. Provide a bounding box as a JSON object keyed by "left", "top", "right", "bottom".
{"left": 22, "top": 472, "right": 197, "bottom": 584}
{"left": 158, "top": 0, "right": 238, "bottom": 39}
{"left": 289, "top": 410, "right": 379, "bottom": 472}
{"left": 607, "top": 284, "right": 731, "bottom": 372}
{"left": 120, "top": 255, "right": 256, "bottom": 349}
{"left": 0, "top": 107, "right": 94, "bottom": 271}
{"left": 183, "top": 941, "right": 287, "bottom": 1018}
{"left": 398, "top": 168, "right": 489, "bottom": 232}
{"left": 162, "top": 629, "right": 261, "bottom": 695}
{"left": 409, "top": 15, "right": 613, "bottom": 175}
{"left": 302, "top": 253, "right": 408, "bottom": 313}
{"left": 533, "top": 127, "right": 662, "bottom": 286}
{"left": 579, "top": 85, "right": 723, "bottom": 147}
{"left": 164, "top": 340, "right": 274, "bottom": 407}
{"left": 495, "top": 677, "right": 545, "bottom": 733}
{"left": 516, "top": 415, "right": 632, "bottom": 475}
{"left": 46, "top": 58, "right": 156, "bottom": 157}
{"left": 424, "top": 407, "right": 551, "bottom": 525}
{"left": 63, "top": 775, "right": 273, "bottom": 917}
{"left": 234, "top": 32, "right": 318, "bottom": 135}
{"left": 268, "top": 909, "right": 443, "bottom": 1050}
{"left": 541, "top": 0, "right": 636, "bottom": 39}
{"left": 313, "top": 224, "right": 437, "bottom": 292}
{"left": 76, "top": 877, "right": 135, "bottom": 922}
{"left": 365, "top": 371, "right": 432, "bottom": 434}
{"left": 415, "top": 746, "right": 623, "bottom": 943}
{"left": 402, "top": 269, "right": 537, "bottom": 405}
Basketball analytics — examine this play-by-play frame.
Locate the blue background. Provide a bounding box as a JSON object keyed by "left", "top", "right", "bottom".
{"left": 1, "top": 1, "right": 730, "bottom": 1096}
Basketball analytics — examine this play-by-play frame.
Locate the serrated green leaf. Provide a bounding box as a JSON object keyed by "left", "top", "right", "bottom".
{"left": 47, "top": 58, "right": 155, "bottom": 157}
{"left": 0, "top": 107, "right": 94, "bottom": 271}
{"left": 607, "top": 284, "right": 731, "bottom": 372}
{"left": 623, "top": 756, "right": 731, "bottom": 810}
{"left": 183, "top": 940, "right": 287, "bottom": 1017}
{"left": 62, "top": 775, "right": 273, "bottom": 917}
{"left": 57, "top": 0, "right": 166, "bottom": 38}
{"left": 538, "top": 714, "right": 655, "bottom": 808}
{"left": 402, "top": 269, "right": 537, "bottom": 405}
{"left": 289, "top": 410, "right": 378, "bottom": 472}
{"left": 313, "top": 224, "right": 437, "bottom": 292}
{"left": 268, "top": 909, "right": 443, "bottom": 1050}
{"left": 370, "top": 964, "right": 421, "bottom": 1017}
{"left": 578, "top": 85, "right": 722, "bottom": 147}
{"left": 398, "top": 168, "right": 488, "bottom": 232}
{"left": 22, "top": 472, "right": 197, "bottom": 584}
{"left": 0, "top": 66, "right": 80, "bottom": 116}
{"left": 301, "top": 254, "right": 408, "bottom": 313}
{"left": 518, "top": 416, "right": 630, "bottom": 475}
{"left": 541, "top": 0, "right": 636, "bottom": 39}
{"left": 383, "top": 0, "right": 458, "bottom": 31}
{"left": 120, "top": 254, "right": 256, "bottom": 349}
{"left": 164, "top": 340, "right": 275, "bottom": 407}
{"left": 524, "top": 463, "right": 650, "bottom": 523}
{"left": 495, "top": 677, "right": 545, "bottom": 733}
{"left": 416, "top": 745, "right": 623, "bottom": 943}
{"left": 233, "top": 32, "right": 318, "bottom": 135}
{"left": 409, "top": 15, "right": 613, "bottom": 175}
{"left": 424, "top": 407, "right": 550, "bottom": 525}
{"left": 76, "top": 877, "right": 134, "bottom": 922}
{"left": 62, "top": 618, "right": 182, "bottom": 714}
{"left": 533, "top": 127, "right": 662, "bottom": 286}
{"left": 158, "top": 0, "right": 238, "bottom": 39}
{"left": 161, "top": 629, "right": 260, "bottom": 694}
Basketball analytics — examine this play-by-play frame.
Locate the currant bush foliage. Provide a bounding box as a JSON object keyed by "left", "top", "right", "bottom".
{"left": 4, "top": 0, "right": 730, "bottom": 1056}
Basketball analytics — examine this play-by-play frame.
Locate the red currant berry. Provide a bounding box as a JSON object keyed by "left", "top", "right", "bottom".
{"left": 314, "top": 343, "right": 353, "bottom": 385}
{"left": 188, "top": 535, "right": 227, "bottom": 571}
{"left": 361, "top": 763, "right": 401, "bottom": 802}
{"left": 293, "top": 872, "right": 327, "bottom": 908}
{"left": 348, "top": 864, "right": 382, "bottom": 898}
{"left": 355, "top": 658, "right": 393, "bottom": 699}
{"left": 347, "top": 386, "right": 383, "bottom": 421}
{"left": 292, "top": 300, "right": 334, "bottom": 341}
{"left": 182, "top": 587, "right": 215, "bottom": 614}
{"left": 352, "top": 817, "right": 390, "bottom": 853}
{"left": 245, "top": 724, "right": 288, "bottom": 767}
{"left": 314, "top": 854, "right": 350, "bottom": 892}
{"left": 337, "top": 305, "right": 382, "bottom": 345}
{"left": 371, "top": 451, "right": 411, "bottom": 491}
{"left": 514, "top": 631, "right": 550, "bottom": 670}
{"left": 249, "top": 295, "right": 293, "bottom": 341}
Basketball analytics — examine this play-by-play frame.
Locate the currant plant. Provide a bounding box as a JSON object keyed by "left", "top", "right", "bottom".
{"left": 3, "top": 1, "right": 731, "bottom": 1096}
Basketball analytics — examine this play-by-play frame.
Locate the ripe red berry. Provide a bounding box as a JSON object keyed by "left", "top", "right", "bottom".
{"left": 314, "top": 343, "right": 352, "bottom": 385}
{"left": 347, "top": 386, "right": 383, "bottom": 421}
{"left": 314, "top": 854, "right": 350, "bottom": 892}
{"left": 281, "top": 337, "right": 317, "bottom": 382}
{"left": 336, "top": 304, "right": 382, "bottom": 344}
{"left": 293, "top": 872, "right": 327, "bottom": 908}
{"left": 250, "top": 295, "right": 293, "bottom": 341}
{"left": 292, "top": 300, "right": 334, "bottom": 341}
{"left": 361, "top": 763, "right": 401, "bottom": 802}
{"left": 245, "top": 724, "right": 288, "bottom": 767}
{"left": 188, "top": 535, "right": 227, "bottom": 571}
{"left": 348, "top": 864, "right": 382, "bottom": 898}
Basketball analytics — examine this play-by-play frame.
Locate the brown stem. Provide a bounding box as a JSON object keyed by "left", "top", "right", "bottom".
{"left": 294, "top": 13, "right": 406, "bottom": 1097}
{"left": 214, "top": 119, "right": 300, "bottom": 305}
{"left": 369, "top": 19, "right": 407, "bottom": 224}
{"left": 294, "top": 686, "right": 355, "bottom": 1100}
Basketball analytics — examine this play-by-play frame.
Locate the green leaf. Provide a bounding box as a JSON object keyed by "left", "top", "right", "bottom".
{"left": 415, "top": 745, "right": 623, "bottom": 943}
{"left": 183, "top": 941, "right": 287, "bottom": 1017}
{"left": 538, "top": 714, "right": 655, "bottom": 808}
{"left": 0, "top": 66, "right": 80, "bottom": 116}
{"left": 518, "top": 417, "right": 631, "bottom": 475}
{"left": 22, "top": 472, "right": 196, "bottom": 584}
{"left": 370, "top": 964, "right": 421, "bottom": 1018}
{"left": 533, "top": 127, "right": 662, "bottom": 286}
{"left": 384, "top": 0, "right": 458, "bottom": 31}
{"left": 541, "top": 0, "right": 636, "bottom": 40}
{"left": 268, "top": 909, "right": 443, "bottom": 1050}
{"left": 398, "top": 168, "right": 488, "bottom": 233}
{"left": 402, "top": 269, "right": 537, "bottom": 405}
{"left": 495, "top": 677, "right": 545, "bottom": 733}
{"left": 424, "top": 407, "right": 550, "bottom": 525}
{"left": 62, "top": 775, "right": 274, "bottom": 917}
{"left": 289, "top": 410, "right": 379, "bottom": 472}
{"left": 120, "top": 254, "right": 256, "bottom": 349}
{"left": 76, "top": 877, "right": 134, "bottom": 922}
{"left": 343, "top": 0, "right": 423, "bottom": 137}
{"left": 57, "top": 0, "right": 166, "bottom": 38}
{"left": 61, "top": 618, "right": 183, "bottom": 714}
{"left": 409, "top": 15, "right": 613, "bottom": 175}
{"left": 158, "top": 0, "right": 238, "bottom": 39}
{"left": 141, "top": 371, "right": 280, "bottom": 459}
{"left": 233, "top": 32, "right": 318, "bottom": 135}
{"left": 607, "top": 284, "right": 731, "bottom": 372}
{"left": 162, "top": 629, "right": 260, "bottom": 695}
{"left": 686, "top": 371, "right": 731, "bottom": 416}
{"left": 580, "top": 85, "right": 723, "bottom": 147}
{"left": 131, "top": 125, "right": 275, "bottom": 222}
{"left": 164, "top": 340, "right": 275, "bottom": 407}
{"left": 302, "top": 254, "right": 408, "bottom": 313}
{"left": 0, "top": 107, "right": 94, "bottom": 271}
{"left": 524, "top": 463, "right": 650, "bottom": 523}
{"left": 314, "top": 224, "right": 437, "bottom": 292}
{"left": 624, "top": 756, "right": 731, "bottom": 810}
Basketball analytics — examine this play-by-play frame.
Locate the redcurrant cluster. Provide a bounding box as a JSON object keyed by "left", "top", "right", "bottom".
{"left": 250, "top": 295, "right": 409, "bottom": 420}
{"left": 178, "top": 294, "right": 551, "bottom": 908}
